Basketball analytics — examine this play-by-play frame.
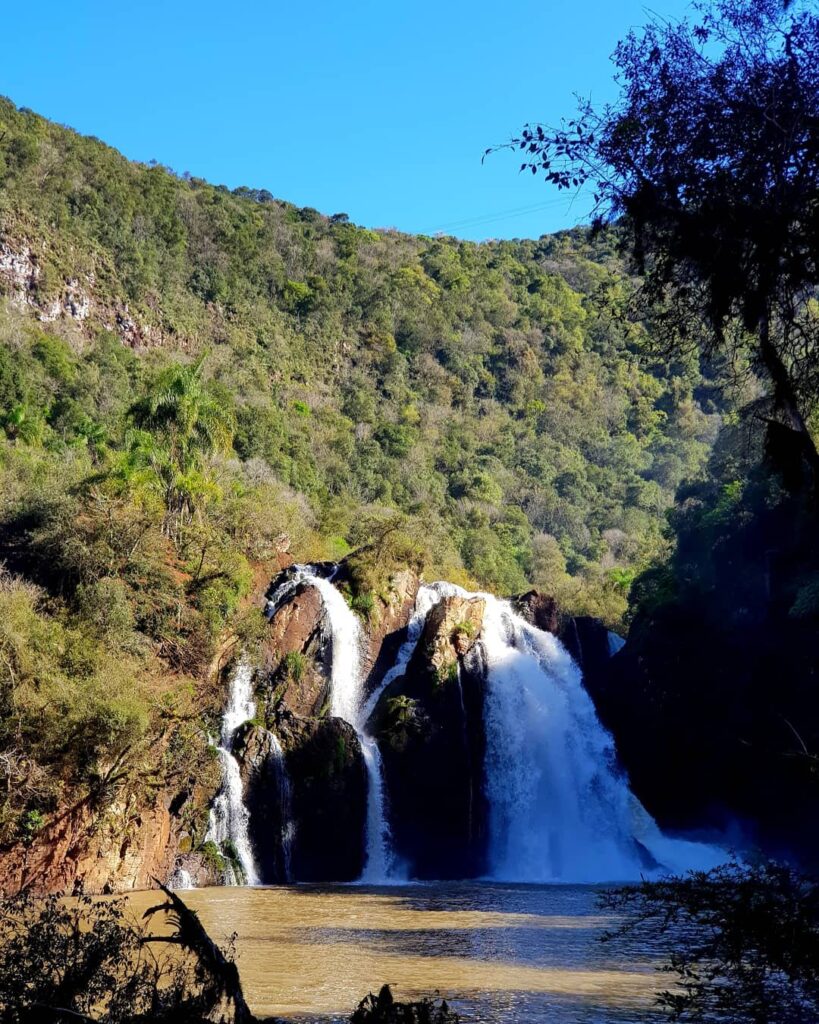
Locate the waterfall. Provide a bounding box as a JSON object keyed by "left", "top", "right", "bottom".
{"left": 474, "top": 591, "right": 724, "bottom": 882}
{"left": 268, "top": 730, "right": 295, "bottom": 882}
{"left": 254, "top": 566, "right": 725, "bottom": 885}
{"left": 169, "top": 866, "right": 193, "bottom": 890}
{"left": 206, "top": 659, "right": 260, "bottom": 886}
{"left": 266, "top": 566, "right": 400, "bottom": 882}
{"left": 375, "top": 580, "right": 723, "bottom": 883}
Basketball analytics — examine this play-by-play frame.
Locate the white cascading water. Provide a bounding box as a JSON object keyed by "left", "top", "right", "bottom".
{"left": 206, "top": 659, "right": 260, "bottom": 886}
{"left": 254, "top": 567, "right": 725, "bottom": 885}
{"left": 266, "top": 567, "right": 400, "bottom": 882}
{"left": 460, "top": 586, "right": 724, "bottom": 882}
{"left": 361, "top": 579, "right": 723, "bottom": 883}
{"left": 169, "top": 867, "right": 193, "bottom": 890}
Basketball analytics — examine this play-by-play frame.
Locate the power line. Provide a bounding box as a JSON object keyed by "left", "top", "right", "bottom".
{"left": 433, "top": 198, "right": 570, "bottom": 230}
{"left": 431, "top": 195, "right": 589, "bottom": 234}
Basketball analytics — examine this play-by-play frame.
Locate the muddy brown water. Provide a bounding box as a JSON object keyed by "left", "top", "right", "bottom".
{"left": 126, "top": 882, "right": 667, "bottom": 1023}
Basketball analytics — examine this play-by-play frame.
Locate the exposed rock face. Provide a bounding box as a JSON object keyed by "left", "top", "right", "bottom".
{"left": 371, "top": 595, "right": 488, "bottom": 879}
{"left": 262, "top": 583, "right": 331, "bottom": 717}
{"left": 0, "top": 240, "right": 173, "bottom": 348}
{"left": 0, "top": 788, "right": 217, "bottom": 896}
{"left": 274, "top": 714, "right": 367, "bottom": 882}
{"left": 512, "top": 590, "right": 560, "bottom": 634}
{"left": 0, "top": 242, "right": 38, "bottom": 305}
{"left": 362, "top": 568, "right": 419, "bottom": 691}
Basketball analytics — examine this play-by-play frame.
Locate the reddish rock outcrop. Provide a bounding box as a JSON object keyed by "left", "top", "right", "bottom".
{"left": 0, "top": 788, "right": 217, "bottom": 896}
{"left": 262, "top": 583, "right": 331, "bottom": 716}
{"left": 262, "top": 583, "right": 324, "bottom": 673}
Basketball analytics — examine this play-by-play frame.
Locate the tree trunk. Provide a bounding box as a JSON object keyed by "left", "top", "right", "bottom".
{"left": 758, "top": 309, "right": 819, "bottom": 490}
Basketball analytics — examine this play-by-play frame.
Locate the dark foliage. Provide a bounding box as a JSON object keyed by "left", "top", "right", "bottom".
{"left": 499, "top": 0, "right": 819, "bottom": 478}
{"left": 0, "top": 884, "right": 248, "bottom": 1024}
{"left": 351, "top": 985, "right": 459, "bottom": 1024}
{"left": 603, "top": 862, "right": 819, "bottom": 1022}
{"left": 594, "top": 415, "right": 819, "bottom": 860}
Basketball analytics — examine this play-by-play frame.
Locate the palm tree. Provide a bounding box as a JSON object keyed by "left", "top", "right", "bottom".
{"left": 131, "top": 356, "right": 234, "bottom": 472}
{"left": 127, "top": 357, "right": 234, "bottom": 536}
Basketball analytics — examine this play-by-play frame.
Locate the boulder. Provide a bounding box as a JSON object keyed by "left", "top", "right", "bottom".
{"left": 421, "top": 595, "right": 485, "bottom": 681}
{"left": 371, "top": 594, "right": 488, "bottom": 879}
{"left": 274, "top": 713, "right": 367, "bottom": 882}
{"left": 234, "top": 725, "right": 292, "bottom": 883}
{"left": 512, "top": 590, "right": 560, "bottom": 634}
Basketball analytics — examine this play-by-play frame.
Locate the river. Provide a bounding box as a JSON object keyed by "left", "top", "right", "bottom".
{"left": 129, "top": 881, "right": 667, "bottom": 1022}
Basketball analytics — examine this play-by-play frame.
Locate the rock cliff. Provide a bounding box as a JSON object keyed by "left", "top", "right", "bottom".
{"left": 370, "top": 594, "right": 488, "bottom": 878}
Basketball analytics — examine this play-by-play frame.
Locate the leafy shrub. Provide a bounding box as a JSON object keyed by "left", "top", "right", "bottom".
{"left": 603, "top": 863, "right": 819, "bottom": 1023}
{"left": 283, "top": 650, "right": 306, "bottom": 682}
{"left": 352, "top": 984, "right": 460, "bottom": 1024}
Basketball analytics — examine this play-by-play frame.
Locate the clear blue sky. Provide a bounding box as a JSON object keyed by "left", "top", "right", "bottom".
{"left": 2, "top": 1, "right": 694, "bottom": 241}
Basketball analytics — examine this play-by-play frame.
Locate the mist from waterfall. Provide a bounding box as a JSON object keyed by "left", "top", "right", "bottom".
{"left": 206, "top": 659, "right": 260, "bottom": 886}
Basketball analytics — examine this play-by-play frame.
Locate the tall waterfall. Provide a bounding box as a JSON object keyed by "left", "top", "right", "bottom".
{"left": 472, "top": 589, "right": 722, "bottom": 882}
{"left": 206, "top": 659, "right": 260, "bottom": 886}
{"left": 266, "top": 567, "right": 400, "bottom": 882}
{"left": 366, "top": 579, "right": 723, "bottom": 883}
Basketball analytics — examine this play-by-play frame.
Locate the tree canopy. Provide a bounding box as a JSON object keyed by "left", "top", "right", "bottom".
{"left": 501, "top": 0, "right": 819, "bottom": 477}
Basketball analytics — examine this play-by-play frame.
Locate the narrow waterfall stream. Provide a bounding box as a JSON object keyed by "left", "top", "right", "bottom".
{"left": 206, "top": 659, "right": 260, "bottom": 886}
{"left": 266, "top": 566, "right": 400, "bottom": 882}
{"left": 267, "top": 731, "right": 294, "bottom": 883}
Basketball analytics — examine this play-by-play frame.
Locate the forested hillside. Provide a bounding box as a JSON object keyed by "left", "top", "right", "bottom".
{"left": 0, "top": 96, "right": 721, "bottom": 856}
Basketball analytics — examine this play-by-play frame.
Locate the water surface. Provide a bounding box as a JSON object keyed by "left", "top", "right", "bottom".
{"left": 131, "top": 882, "right": 667, "bottom": 1023}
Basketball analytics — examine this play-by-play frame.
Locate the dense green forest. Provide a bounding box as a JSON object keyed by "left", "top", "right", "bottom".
{"left": 4, "top": 0, "right": 819, "bottom": 1017}
{"left": 0, "top": 96, "right": 725, "bottom": 844}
